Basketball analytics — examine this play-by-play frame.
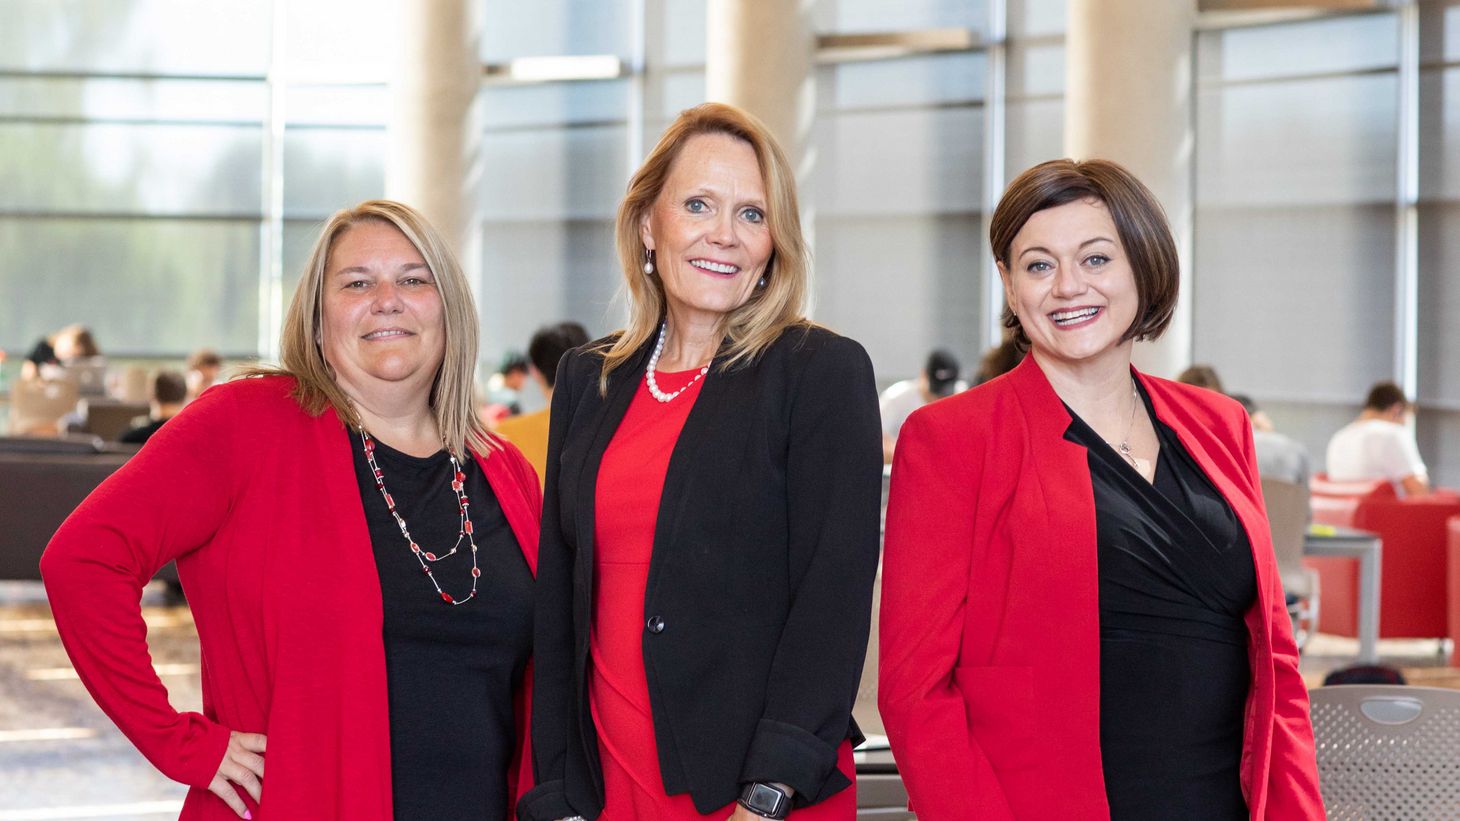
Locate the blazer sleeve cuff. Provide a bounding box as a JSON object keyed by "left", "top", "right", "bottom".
{"left": 739, "top": 719, "right": 850, "bottom": 806}
{"left": 515, "top": 779, "right": 577, "bottom": 821}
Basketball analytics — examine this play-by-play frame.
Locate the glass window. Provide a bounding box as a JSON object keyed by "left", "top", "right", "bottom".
{"left": 0, "top": 217, "right": 261, "bottom": 354}
{"left": 481, "top": 0, "right": 633, "bottom": 60}
{"left": 816, "top": 0, "right": 988, "bottom": 37}
{"left": 1193, "top": 12, "right": 1402, "bottom": 478}
{"left": 0, "top": 0, "right": 270, "bottom": 76}
{"left": 1415, "top": 1, "right": 1460, "bottom": 487}
{"left": 0, "top": 122, "right": 263, "bottom": 215}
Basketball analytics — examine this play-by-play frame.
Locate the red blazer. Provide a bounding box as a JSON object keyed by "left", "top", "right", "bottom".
{"left": 40, "top": 376, "right": 541, "bottom": 821}
{"left": 878, "top": 355, "right": 1322, "bottom": 820}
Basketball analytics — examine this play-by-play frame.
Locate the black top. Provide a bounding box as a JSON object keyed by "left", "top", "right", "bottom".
{"left": 518, "top": 328, "right": 883, "bottom": 821}
{"left": 1063, "top": 382, "right": 1257, "bottom": 821}
{"left": 350, "top": 433, "right": 534, "bottom": 821}
{"left": 119, "top": 417, "right": 168, "bottom": 444}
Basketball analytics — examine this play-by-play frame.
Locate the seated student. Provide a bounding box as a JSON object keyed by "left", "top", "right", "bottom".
{"left": 1176, "top": 363, "right": 1225, "bottom": 394}
{"left": 119, "top": 370, "right": 188, "bottom": 444}
{"left": 970, "top": 334, "right": 1025, "bottom": 386}
{"left": 493, "top": 321, "right": 590, "bottom": 487}
{"left": 1326, "top": 381, "right": 1429, "bottom": 496}
{"left": 184, "top": 348, "right": 224, "bottom": 402}
{"left": 484, "top": 351, "right": 530, "bottom": 420}
{"left": 19, "top": 338, "right": 60, "bottom": 382}
{"left": 53, "top": 324, "right": 108, "bottom": 397}
{"left": 1232, "top": 393, "right": 1312, "bottom": 490}
{"left": 879, "top": 348, "right": 964, "bottom": 462}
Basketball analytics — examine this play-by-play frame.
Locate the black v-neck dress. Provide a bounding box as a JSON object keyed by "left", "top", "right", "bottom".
{"left": 1063, "top": 383, "right": 1257, "bottom": 820}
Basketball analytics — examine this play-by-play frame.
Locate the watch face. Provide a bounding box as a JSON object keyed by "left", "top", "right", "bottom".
{"left": 744, "top": 783, "right": 789, "bottom": 816}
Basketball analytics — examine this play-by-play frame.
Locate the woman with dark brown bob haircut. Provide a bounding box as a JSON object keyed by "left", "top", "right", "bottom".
{"left": 879, "top": 159, "right": 1323, "bottom": 820}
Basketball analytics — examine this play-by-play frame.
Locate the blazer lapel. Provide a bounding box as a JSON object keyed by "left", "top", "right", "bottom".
{"left": 1005, "top": 356, "right": 1102, "bottom": 662}
{"left": 572, "top": 341, "right": 654, "bottom": 571}
{"left": 642, "top": 347, "right": 748, "bottom": 608}
{"left": 1007, "top": 355, "right": 1100, "bottom": 547}
{"left": 477, "top": 448, "right": 540, "bottom": 577}
{"left": 1139, "top": 373, "right": 1276, "bottom": 635}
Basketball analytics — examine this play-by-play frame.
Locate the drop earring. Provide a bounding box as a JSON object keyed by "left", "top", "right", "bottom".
{"left": 758, "top": 275, "right": 767, "bottom": 288}
{"left": 643, "top": 249, "right": 655, "bottom": 275}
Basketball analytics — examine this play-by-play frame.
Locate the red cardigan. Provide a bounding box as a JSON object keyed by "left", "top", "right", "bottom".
{"left": 40, "top": 376, "right": 541, "bottom": 821}
{"left": 878, "top": 355, "right": 1322, "bottom": 820}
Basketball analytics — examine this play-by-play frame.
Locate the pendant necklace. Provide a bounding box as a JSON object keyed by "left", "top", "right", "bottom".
{"left": 1110, "top": 378, "right": 1150, "bottom": 475}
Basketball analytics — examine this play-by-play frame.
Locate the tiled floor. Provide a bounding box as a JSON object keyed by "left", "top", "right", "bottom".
{"left": 2, "top": 580, "right": 1457, "bottom": 819}
{"left": 1, "top": 582, "right": 197, "bottom": 820}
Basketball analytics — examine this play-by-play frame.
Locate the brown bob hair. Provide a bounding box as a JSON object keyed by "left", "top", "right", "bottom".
{"left": 596, "top": 102, "right": 811, "bottom": 393}
{"left": 989, "top": 159, "right": 1179, "bottom": 350}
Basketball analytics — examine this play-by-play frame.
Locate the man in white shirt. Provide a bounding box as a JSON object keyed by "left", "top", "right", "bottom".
{"left": 1325, "top": 381, "right": 1430, "bottom": 496}
{"left": 879, "top": 348, "right": 965, "bottom": 463}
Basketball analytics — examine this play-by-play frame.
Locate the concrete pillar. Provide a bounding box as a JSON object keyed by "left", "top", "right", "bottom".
{"left": 704, "top": 0, "right": 817, "bottom": 181}
{"left": 1065, "top": 0, "right": 1197, "bottom": 378}
{"left": 387, "top": 0, "right": 483, "bottom": 295}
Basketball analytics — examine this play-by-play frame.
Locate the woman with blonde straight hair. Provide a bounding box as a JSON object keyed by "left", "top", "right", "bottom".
{"left": 43, "top": 200, "right": 543, "bottom": 821}
{"left": 520, "top": 103, "right": 882, "bottom": 821}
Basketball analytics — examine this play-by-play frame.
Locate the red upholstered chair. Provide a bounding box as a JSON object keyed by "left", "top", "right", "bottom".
{"left": 1305, "top": 475, "right": 1460, "bottom": 639}
{"left": 1309, "top": 475, "right": 1393, "bottom": 527}
{"left": 1449, "top": 516, "right": 1460, "bottom": 667}
{"left": 1305, "top": 475, "right": 1393, "bottom": 635}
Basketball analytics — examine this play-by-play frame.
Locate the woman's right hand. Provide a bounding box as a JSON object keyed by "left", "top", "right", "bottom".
{"left": 207, "top": 731, "right": 267, "bottom": 818}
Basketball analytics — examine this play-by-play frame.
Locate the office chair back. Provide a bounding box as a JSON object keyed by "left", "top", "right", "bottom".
{"left": 1310, "top": 685, "right": 1460, "bottom": 819}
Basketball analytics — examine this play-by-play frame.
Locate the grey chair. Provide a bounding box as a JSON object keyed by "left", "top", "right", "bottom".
{"left": 7, "top": 376, "right": 79, "bottom": 435}
{"left": 1262, "top": 477, "right": 1318, "bottom": 650}
{"left": 79, "top": 398, "right": 150, "bottom": 441}
{"left": 1310, "top": 685, "right": 1460, "bottom": 819}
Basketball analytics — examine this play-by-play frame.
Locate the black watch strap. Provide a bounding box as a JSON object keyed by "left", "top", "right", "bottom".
{"left": 738, "top": 782, "right": 792, "bottom": 820}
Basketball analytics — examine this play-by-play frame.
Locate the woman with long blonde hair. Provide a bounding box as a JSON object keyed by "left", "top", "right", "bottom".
{"left": 519, "top": 103, "right": 883, "bottom": 821}
{"left": 44, "top": 200, "right": 543, "bottom": 820}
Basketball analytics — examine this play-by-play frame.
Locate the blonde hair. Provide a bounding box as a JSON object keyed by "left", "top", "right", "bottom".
{"left": 599, "top": 102, "right": 811, "bottom": 393}
{"left": 241, "top": 199, "right": 494, "bottom": 459}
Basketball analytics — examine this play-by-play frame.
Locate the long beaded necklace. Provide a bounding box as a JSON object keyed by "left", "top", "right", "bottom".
{"left": 359, "top": 429, "right": 480, "bottom": 605}
{"left": 645, "top": 321, "right": 710, "bottom": 403}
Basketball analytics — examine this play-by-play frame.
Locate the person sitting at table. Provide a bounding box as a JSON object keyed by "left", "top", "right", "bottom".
{"left": 119, "top": 370, "right": 189, "bottom": 444}
{"left": 185, "top": 349, "right": 225, "bottom": 403}
{"left": 1325, "top": 381, "right": 1430, "bottom": 497}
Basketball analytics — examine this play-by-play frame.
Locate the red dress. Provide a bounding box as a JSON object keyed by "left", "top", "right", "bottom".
{"left": 592, "top": 369, "right": 856, "bottom": 820}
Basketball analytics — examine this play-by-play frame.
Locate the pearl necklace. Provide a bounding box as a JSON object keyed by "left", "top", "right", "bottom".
{"left": 645, "top": 321, "right": 709, "bottom": 403}
{"left": 359, "top": 429, "right": 480, "bottom": 605}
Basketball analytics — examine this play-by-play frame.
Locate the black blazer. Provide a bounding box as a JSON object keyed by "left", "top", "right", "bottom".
{"left": 517, "top": 325, "right": 883, "bottom": 820}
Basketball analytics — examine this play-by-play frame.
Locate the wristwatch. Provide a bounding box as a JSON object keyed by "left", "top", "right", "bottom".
{"left": 738, "top": 782, "right": 792, "bottom": 820}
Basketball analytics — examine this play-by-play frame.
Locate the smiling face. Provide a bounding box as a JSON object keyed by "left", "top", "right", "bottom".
{"left": 640, "top": 132, "right": 774, "bottom": 329}
{"left": 320, "top": 219, "right": 446, "bottom": 402}
{"left": 999, "top": 198, "right": 1140, "bottom": 369}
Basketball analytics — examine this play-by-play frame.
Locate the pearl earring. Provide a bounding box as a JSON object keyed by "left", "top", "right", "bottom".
{"left": 758, "top": 275, "right": 767, "bottom": 288}
{"left": 643, "top": 249, "right": 655, "bottom": 275}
